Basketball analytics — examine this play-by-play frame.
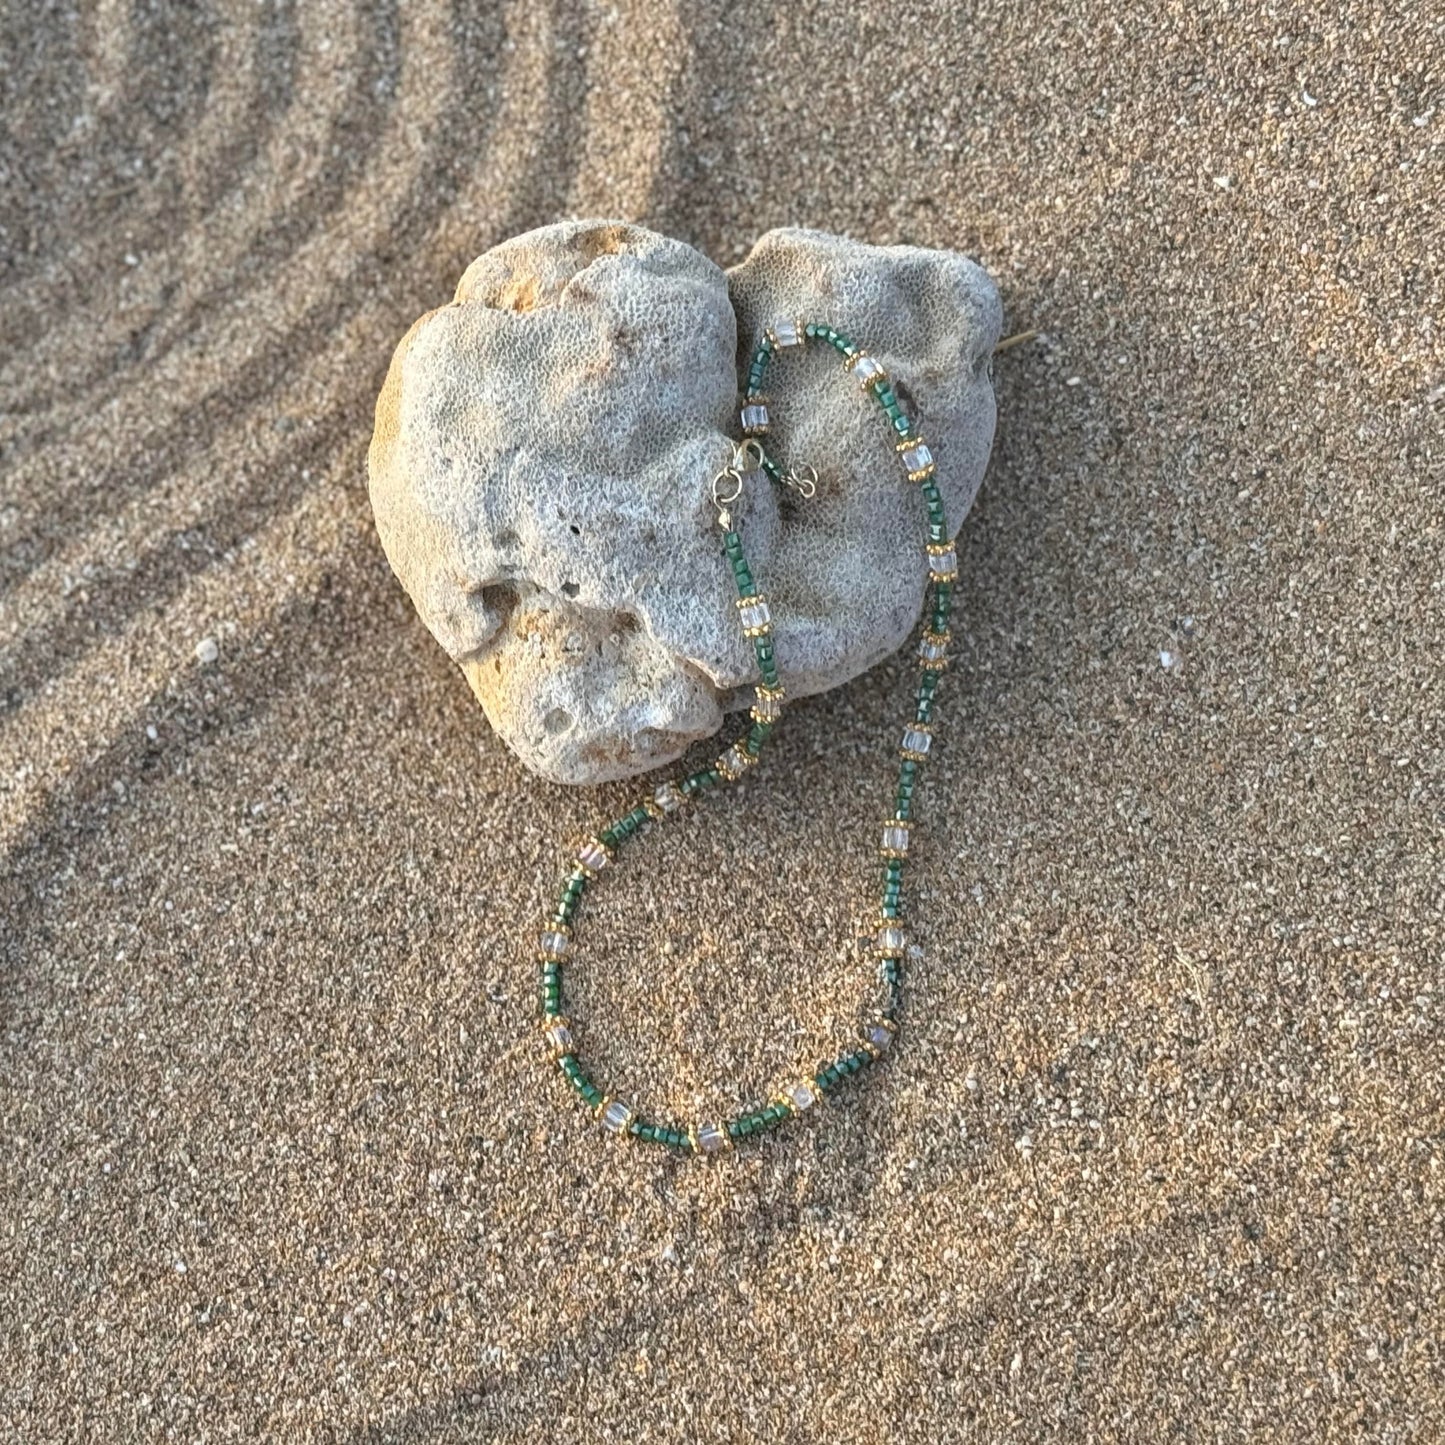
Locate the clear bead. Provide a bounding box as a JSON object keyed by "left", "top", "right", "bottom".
{"left": 853, "top": 355, "right": 885, "bottom": 384}
{"left": 737, "top": 599, "right": 772, "bottom": 635}
{"left": 864, "top": 1020, "right": 895, "bottom": 1054}
{"left": 653, "top": 781, "right": 684, "bottom": 813}
{"left": 752, "top": 687, "right": 783, "bottom": 723}
{"left": 918, "top": 633, "right": 949, "bottom": 665}
{"left": 876, "top": 923, "right": 906, "bottom": 955}
{"left": 600, "top": 1100, "right": 633, "bottom": 1134}
{"left": 783, "top": 1080, "right": 817, "bottom": 1112}
{"left": 928, "top": 547, "right": 958, "bottom": 580}
{"left": 770, "top": 320, "right": 802, "bottom": 348}
{"left": 543, "top": 1021, "right": 573, "bottom": 1054}
{"left": 740, "top": 403, "right": 769, "bottom": 433}
{"left": 901, "top": 726, "right": 933, "bottom": 758}
{"left": 900, "top": 442, "right": 934, "bottom": 475}
{"left": 577, "top": 840, "right": 609, "bottom": 872}
{"left": 695, "top": 1120, "right": 726, "bottom": 1153}
{"left": 881, "top": 823, "right": 911, "bottom": 855}
{"left": 539, "top": 928, "right": 570, "bottom": 958}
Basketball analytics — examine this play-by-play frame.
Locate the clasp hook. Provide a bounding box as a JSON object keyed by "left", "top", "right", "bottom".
{"left": 785, "top": 461, "right": 818, "bottom": 499}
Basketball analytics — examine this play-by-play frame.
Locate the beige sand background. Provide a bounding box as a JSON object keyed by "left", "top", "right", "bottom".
{"left": 2, "top": 3, "right": 1441, "bottom": 1440}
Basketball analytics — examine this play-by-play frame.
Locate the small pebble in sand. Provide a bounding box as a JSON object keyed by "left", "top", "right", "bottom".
{"left": 195, "top": 638, "right": 219, "bottom": 666}
{"left": 1159, "top": 649, "right": 1177, "bottom": 670}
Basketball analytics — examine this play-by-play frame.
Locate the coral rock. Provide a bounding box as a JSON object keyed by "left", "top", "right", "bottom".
{"left": 368, "top": 221, "right": 1001, "bottom": 782}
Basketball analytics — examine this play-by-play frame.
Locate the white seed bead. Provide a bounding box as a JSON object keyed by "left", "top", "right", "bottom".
{"left": 740, "top": 403, "right": 769, "bottom": 433}
{"left": 928, "top": 546, "right": 958, "bottom": 580}
{"left": 901, "top": 726, "right": 933, "bottom": 758}
{"left": 876, "top": 923, "right": 906, "bottom": 955}
{"left": 695, "top": 1120, "right": 727, "bottom": 1153}
{"left": 737, "top": 598, "right": 772, "bottom": 635}
{"left": 539, "top": 928, "right": 570, "bottom": 958}
{"left": 900, "top": 442, "right": 934, "bottom": 476}
{"left": 852, "top": 355, "right": 886, "bottom": 385}
{"left": 600, "top": 1100, "right": 633, "bottom": 1134}
{"left": 881, "top": 823, "right": 911, "bottom": 855}
{"left": 770, "top": 319, "right": 802, "bottom": 348}
{"left": 543, "top": 1021, "right": 573, "bottom": 1054}
{"left": 577, "top": 840, "right": 609, "bottom": 872}
{"left": 783, "top": 1080, "right": 817, "bottom": 1112}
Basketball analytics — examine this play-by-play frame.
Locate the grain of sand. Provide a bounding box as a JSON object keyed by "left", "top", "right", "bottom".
{"left": 2, "top": 2, "right": 1442, "bottom": 1440}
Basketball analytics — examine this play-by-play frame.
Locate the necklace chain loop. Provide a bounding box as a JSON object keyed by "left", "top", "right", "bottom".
{"left": 528, "top": 318, "right": 955, "bottom": 1158}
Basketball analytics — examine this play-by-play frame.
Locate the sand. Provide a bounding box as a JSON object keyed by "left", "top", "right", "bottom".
{"left": 2, "top": 2, "right": 1441, "bottom": 1441}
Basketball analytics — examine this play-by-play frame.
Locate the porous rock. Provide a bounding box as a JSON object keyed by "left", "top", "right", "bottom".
{"left": 368, "top": 221, "right": 1001, "bottom": 783}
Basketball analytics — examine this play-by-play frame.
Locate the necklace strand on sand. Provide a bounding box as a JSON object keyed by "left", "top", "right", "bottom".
{"left": 529, "top": 318, "right": 956, "bottom": 1157}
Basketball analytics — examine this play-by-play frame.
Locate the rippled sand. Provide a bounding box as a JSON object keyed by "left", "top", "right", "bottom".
{"left": 2, "top": 4, "right": 1441, "bottom": 1440}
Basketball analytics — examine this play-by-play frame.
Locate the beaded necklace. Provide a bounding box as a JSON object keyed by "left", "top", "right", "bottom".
{"left": 530, "top": 318, "right": 956, "bottom": 1157}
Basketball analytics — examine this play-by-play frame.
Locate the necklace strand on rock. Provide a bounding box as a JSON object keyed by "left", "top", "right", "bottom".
{"left": 529, "top": 318, "right": 955, "bottom": 1157}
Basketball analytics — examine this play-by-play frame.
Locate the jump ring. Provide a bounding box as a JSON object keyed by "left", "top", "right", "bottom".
{"left": 711, "top": 467, "right": 744, "bottom": 508}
